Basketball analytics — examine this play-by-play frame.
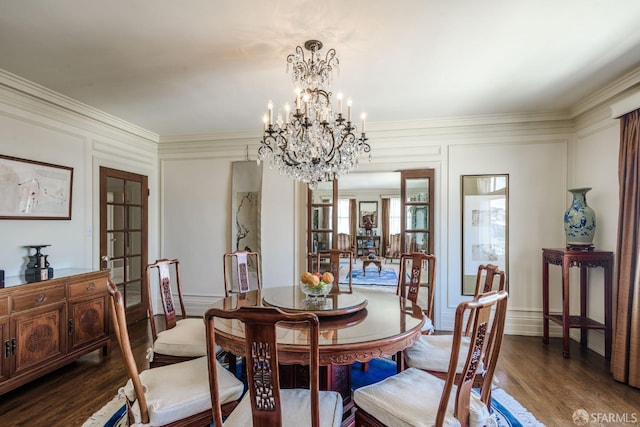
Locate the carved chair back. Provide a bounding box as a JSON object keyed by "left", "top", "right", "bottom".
{"left": 465, "top": 264, "right": 506, "bottom": 335}
{"left": 316, "top": 249, "right": 353, "bottom": 293}
{"left": 223, "top": 250, "right": 262, "bottom": 296}
{"left": 437, "top": 290, "right": 508, "bottom": 426}
{"left": 205, "top": 306, "right": 322, "bottom": 427}
{"left": 145, "top": 258, "right": 186, "bottom": 341}
{"left": 397, "top": 252, "right": 437, "bottom": 321}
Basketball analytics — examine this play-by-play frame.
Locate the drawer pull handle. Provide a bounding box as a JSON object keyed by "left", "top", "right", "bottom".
{"left": 86, "top": 283, "right": 95, "bottom": 291}
{"left": 35, "top": 294, "right": 47, "bottom": 303}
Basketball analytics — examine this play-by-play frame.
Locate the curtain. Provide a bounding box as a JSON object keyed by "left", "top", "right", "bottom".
{"left": 381, "top": 198, "right": 390, "bottom": 255}
{"left": 612, "top": 108, "right": 640, "bottom": 388}
{"left": 349, "top": 199, "right": 357, "bottom": 238}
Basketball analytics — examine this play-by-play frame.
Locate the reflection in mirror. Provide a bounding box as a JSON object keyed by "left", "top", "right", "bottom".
{"left": 461, "top": 174, "right": 508, "bottom": 295}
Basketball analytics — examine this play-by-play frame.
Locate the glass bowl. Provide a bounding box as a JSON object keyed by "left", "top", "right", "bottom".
{"left": 300, "top": 281, "right": 333, "bottom": 299}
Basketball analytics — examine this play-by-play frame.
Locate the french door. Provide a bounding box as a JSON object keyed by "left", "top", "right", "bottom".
{"left": 99, "top": 167, "right": 148, "bottom": 323}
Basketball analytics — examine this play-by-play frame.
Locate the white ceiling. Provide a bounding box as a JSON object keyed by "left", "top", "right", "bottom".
{"left": 1, "top": 0, "right": 640, "bottom": 137}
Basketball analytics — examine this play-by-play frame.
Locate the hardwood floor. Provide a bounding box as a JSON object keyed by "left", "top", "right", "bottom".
{"left": 0, "top": 320, "right": 638, "bottom": 426}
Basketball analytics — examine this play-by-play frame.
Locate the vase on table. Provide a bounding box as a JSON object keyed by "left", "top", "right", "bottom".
{"left": 563, "top": 187, "right": 596, "bottom": 249}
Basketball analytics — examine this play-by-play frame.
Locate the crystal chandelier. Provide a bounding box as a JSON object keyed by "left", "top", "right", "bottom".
{"left": 258, "top": 40, "right": 370, "bottom": 189}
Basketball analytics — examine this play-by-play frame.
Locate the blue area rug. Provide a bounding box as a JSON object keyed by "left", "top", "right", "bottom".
{"left": 351, "top": 358, "right": 544, "bottom": 426}
{"left": 341, "top": 264, "right": 399, "bottom": 286}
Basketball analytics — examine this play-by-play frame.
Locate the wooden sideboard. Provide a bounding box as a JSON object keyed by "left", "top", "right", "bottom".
{"left": 0, "top": 269, "right": 110, "bottom": 394}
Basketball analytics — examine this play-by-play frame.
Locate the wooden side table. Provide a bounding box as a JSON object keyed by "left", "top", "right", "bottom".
{"left": 542, "top": 248, "right": 613, "bottom": 359}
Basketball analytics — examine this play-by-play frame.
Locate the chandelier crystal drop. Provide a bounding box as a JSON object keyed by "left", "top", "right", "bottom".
{"left": 258, "top": 40, "right": 370, "bottom": 189}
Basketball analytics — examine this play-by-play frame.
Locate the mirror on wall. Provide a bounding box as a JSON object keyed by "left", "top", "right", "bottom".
{"left": 359, "top": 201, "right": 378, "bottom": 229}
{"left": 461, "top": 174, "right": 508, "bottom": 295}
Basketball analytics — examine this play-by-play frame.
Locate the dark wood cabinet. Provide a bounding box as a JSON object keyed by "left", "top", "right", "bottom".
{"left": 0, "top": 269, "right": 110, "bottom": 394}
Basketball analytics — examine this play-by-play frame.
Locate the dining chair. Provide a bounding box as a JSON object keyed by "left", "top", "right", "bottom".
{"left": 354, "top": 290, "right": 509, "bottom": 427}
{"left": 223, "top": 250, "right": 262, "bottom": 296}
{"left": 316, "top": 248, "right": 353, "bottom": 293}
{"left": 361, "top": 251, "right": 436, "bottom": 372}
{"left": 108, "top": 279, "right": 244, "bottom": 426}
{"left": 397, "top": 252, "right": 437, "bottom": 334}
{"left": 404, "top": 264, "right": 506, "bottom": 389}
{"left": 205, "top": 305, "right": 344, "bottom": 427}
{"left": 145, "top": 258, "right": 210, "bottom": 368}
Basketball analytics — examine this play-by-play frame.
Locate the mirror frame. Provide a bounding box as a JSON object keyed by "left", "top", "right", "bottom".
{"left": 461, "top": 174, "right": 509, "bottom": 295}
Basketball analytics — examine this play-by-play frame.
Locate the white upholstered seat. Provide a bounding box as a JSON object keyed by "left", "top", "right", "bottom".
{"left": 404, "top": 334, "right": 472, "bottom": 373}
{"left": 354, "top": 290, "right": 509, "bottom": 427}
{"left": 151, "top": 318, "right": 206, "bottom": 360}
{"left": 223, "top": 389, "right": 343, "bottom": 427}
{"left": 354, "top": 367, "right": 489, "bottom": 427}
{"left": 124, "top": 357, "right": 244, "bottom": 426}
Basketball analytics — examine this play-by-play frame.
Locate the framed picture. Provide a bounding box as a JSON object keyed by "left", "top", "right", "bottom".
{"left": 0, "top": 155, "right": 73, "bottom": 219}
{"left": 359, "top": 201, "right": 378, "bottom": 228}
{"left": 461, "top": 174, "right": 508, "bottom": 295}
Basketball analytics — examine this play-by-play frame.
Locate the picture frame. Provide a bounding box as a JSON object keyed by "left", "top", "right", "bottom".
{"left": 359, "top": 201, "right": 378, "bottom": 228}
{"left": 461, "top": 174, "right": 508, "bottom": 295}
{"left": 0, "top": 154, "right": 73, "bottom": 220}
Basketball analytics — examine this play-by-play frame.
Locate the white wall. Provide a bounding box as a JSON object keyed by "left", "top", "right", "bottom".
{"left": 0, "top": 74, "right": 159, "bottom": 279}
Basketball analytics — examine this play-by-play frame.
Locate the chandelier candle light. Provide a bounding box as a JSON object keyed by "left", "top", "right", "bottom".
{"left": 258, "top": 40, "right": 370, "bottom": 189}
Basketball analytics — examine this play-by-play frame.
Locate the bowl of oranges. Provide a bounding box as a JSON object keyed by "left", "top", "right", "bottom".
{"left": 300, "top": 271, "right": 334, "bottom": 299}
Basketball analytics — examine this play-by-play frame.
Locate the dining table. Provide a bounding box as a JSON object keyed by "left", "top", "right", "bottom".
{"left": 209, "top": 286, "right": 425, "bottom": 426}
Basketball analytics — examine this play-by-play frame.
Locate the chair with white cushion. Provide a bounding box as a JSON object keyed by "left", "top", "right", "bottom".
{"left": 361, "top": 252, "right": 436, "bottom": 372}
{"left": 223, "top": 250, "right": 262, "bottom": 296}
{"left": 354, "top": 290, "right": 508, "bottom": 427}
{"left": 145, "top": 258, "right": 209, "bottom": 367}
{"left": 404, "top": 264, "right": 506, "bottom": 389}
{"left": 205, "top": 305, "right": 344, "bottom": 427}
{"left": 108, "top": 279, "right": 244, "bottom": 426}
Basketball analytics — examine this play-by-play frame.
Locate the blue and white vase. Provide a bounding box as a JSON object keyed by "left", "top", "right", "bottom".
{"left": 563, "top": 187, "right": 596, "bottom": 248}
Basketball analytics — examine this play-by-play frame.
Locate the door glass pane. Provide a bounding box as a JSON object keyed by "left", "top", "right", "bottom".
{"left": 405, "top": 232, "right": 429, "bottom": 253}
{"left": 109, "top": 206, "right": 125, "bottom": 230}
{"left": 129, "top": 231, "right": 142, "bottom": 255}
{"left": 405, "top": 206, "right": 429, "bottom": 230}
{"left": 126, "top": 180, "right": 142, "bottom": 204}
{"left": 107, "top": 177, "right": 125, "bottom": 203}
{"left": 312, "top": 232, "right": 333, "bottom": 253}
{"left": 126, "top": 280, "right": 142, "bottom": 307}
{"left": 110, "top": 258, "right": 125, "bottom": 283}
{"left": 128, "top": 206, "right": 142, "bottom": 229}
{"left": 312, "top": 206, "right": 333, "bottom": 229}
{"left": 405, "top": 178, "right": 429, "bottom": 202}
{"left": 311, "top": 181, "right": 333, "bottom": 203}
{"left": 108, "top": 232, "right": 125, "bottom": 258}
{"left": 126, "top": 256, "right": 142, "bottom": 280}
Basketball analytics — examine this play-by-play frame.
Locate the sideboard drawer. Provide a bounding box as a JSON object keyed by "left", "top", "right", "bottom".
{"left": 0, "top": 297, "right": 8, "bottom": 316}
{"left": 12, "top": 287, "right": 66, "bottom": 311}
{"left": 68, "top": 278, "right": 107, "bottom": 299}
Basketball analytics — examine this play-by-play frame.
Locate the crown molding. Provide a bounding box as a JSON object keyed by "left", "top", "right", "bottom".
{"left": 571, "top": 66, "right": 640, "bottom": 118}
{"left": 0, "top": 68, "right": 159, "bottom": 143}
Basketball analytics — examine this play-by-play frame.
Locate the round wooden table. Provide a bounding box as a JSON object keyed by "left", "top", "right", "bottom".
{"left": 210, "top": 286, "right": 425, "bottom": 365}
